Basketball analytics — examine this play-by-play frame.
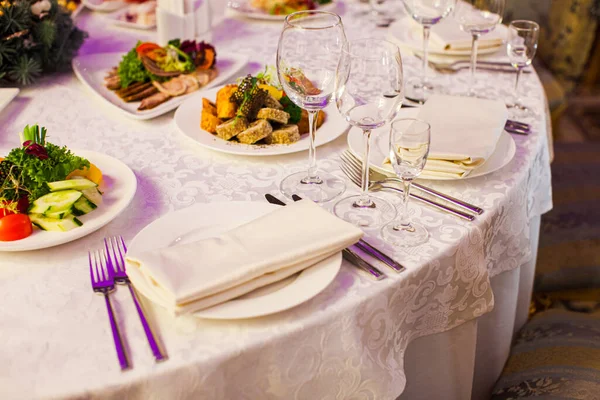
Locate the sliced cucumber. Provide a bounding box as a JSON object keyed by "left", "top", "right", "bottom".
{"left": 44, "top": 208, "right": 72, "bottom": 219}
{"left": 47, "top": 178, "right": 97, "bottom": 192}
{"left": 72, "top": 196, "right": 97, "bottom": 216}
{"left": 30, "top": 214, "right": 83, "bottom": 232}
{"left": 81, "top": 187, "right": 103, "bottom": 206}
{"left": 29, "top": 190, "right": 82, "bottom": 214}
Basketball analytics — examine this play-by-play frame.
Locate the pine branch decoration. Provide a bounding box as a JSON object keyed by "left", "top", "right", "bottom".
{"left": 0, "top": 0, "right": 86, "bottom": 86}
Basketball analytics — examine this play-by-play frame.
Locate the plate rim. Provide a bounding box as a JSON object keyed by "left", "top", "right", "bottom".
{"left": 72, "top": 51, "right": 249, "bottom": 120}
{"left": 347, "top": 108, "right": 517, "bottom": 181}
{"left": 126, "top": 201, "right": 342, "bottom": 319}
{"left": 174, "top": 86, "right": 349, "bottom": 156}
{"left": 0, "top": 149, "right": 137, "bottom": 252}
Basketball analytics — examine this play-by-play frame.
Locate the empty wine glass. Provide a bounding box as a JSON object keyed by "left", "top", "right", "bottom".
{"left": 506, "top": 20, "right": 539, "bottom": 116}
{"left": 454, "top": 0, "right": 505, "bottom": 96}
{"left": 276, "top": 11, "right": 347, "bottom": 203}
{"left": 334, "top": 39, "right": 404, "bottom": 228}
{"left": 381, "top": 119, "right": 430, "bottom": 247}
{"left": 402, "top": 0, "right": 457, "bottom": 102}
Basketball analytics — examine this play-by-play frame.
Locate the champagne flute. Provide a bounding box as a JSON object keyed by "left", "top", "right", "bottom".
{"left": 454, "top": 0, "right": 505, "bottom": 96}
{"left": 506, "top": 20, "right": 539, "bottom": 116}
{"left": 276, "top": 11, "right": 347, "bottom": 203}
{"left": 381, "top": 119, "right": 430, "bottom": 247}
{"left": 402, "top": 0, "right": 457, "bottom": 102}
{"left": 334, "top": 39, "right": 404, "bottom": 228}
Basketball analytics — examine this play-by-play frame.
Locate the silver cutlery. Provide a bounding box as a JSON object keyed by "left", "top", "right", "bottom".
{"left": 341, "top": 151, "right": 482, "bottom": 217}
{"left": 291, "top": 194, "right": 405, "bottom": 273}
{"left": 264, "top": 194, "right": 387, "bottom": 280}
{"left": 104, "top": 236, "right": 167, "bottom": 363}
{"left": 89, "top": 250, "right": 130, "bottom": 371}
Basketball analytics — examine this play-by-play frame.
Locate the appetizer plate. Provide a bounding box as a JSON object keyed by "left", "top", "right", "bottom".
{"left": 72, "top": 51, "right": 248, "bottom": 120}
{"left": 82, "top": 0, "right": 127, "bottom": 12}
{"left": 0, "top": 150, "right": 137, "bottom": 252}
{"left": 227, "top": 0, "right": 336, "bottom": 21}
{"left": 0, "top": 88, "right": 19, "bottom": 114}
{"left": 387, "top": 16, "right": 504, "bottom": 56}
{"left": 127, "top": 201, "right": 341, "bottom": 319}
{"left": 174, "top": 87, "right": 349, "bottom": 156}
{"left": 107, "top": 4, "right": 156, "bottom": 30}
{"left": 347, "top": 108, "right": 516, "bottom": 181}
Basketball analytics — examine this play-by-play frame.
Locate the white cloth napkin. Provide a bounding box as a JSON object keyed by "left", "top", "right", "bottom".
{"left": 125, "top": 200, "right": 363, "bottom": 315}
{"left": 385, "top": 94, "right": 508, "bottom": 179}
{"left": 410, "top": 18, "right": 507, "bottom": 52}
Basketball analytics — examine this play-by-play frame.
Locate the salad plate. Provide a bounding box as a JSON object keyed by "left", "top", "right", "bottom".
{"left": 347, "top": 108, "right": 516, "bottom": 180}
{"left": 72, "top": 51, "right": 248, "bottom": 120}
{"left": 127, "top": 201, "right": 341, "bottom": 319}
{"left": 0, "top": 150, "right": 137, "bottom": 252}
{"left": 174, "top": 86, "right": 349, "bottom": 156}
{"left": 227, "top": 0, "right": 336, "bottom": 21}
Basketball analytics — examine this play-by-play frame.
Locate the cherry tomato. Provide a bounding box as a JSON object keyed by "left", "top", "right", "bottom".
{"left": 136, "top": 42, "right": 161, "bottom": 58}
{"left": 0, "top": 214, "right": 33, "bottom": 241}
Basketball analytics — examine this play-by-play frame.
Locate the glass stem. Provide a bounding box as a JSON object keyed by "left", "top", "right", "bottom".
{"left": 422, "top": 25, "right": 431, "bottom": 86}
{"left": 302, "top": 110, "right": 321, "bottom": 184}
{"left": 395, "top": 179, "right": 413, "bottom": 230}
{"left": 469, "top": 33, "right": 479, "bottom": 96}
{"left": 356, "top": 129, "right": 373, "bottom": 207}
{"left": 513, "top": 68, "right": 522, "bottom": 106}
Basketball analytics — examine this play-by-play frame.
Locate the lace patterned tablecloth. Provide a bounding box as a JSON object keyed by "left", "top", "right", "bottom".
{"left": 0, "top": 2, "right": 552, "bottom": 399}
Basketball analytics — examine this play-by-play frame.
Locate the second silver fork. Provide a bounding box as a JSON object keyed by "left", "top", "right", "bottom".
{"left": 105, "top": 236, "right": 167, "bottom": 362}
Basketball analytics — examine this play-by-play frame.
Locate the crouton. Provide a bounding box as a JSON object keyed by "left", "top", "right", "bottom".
{"left": 202, "top": 98, "right": 218, "bottom": 116}
{"left": 201, "top": 110, "right": 221, "bottom": 134}
{"left": 216, "top": 84, "right": 238, "bottom": 119}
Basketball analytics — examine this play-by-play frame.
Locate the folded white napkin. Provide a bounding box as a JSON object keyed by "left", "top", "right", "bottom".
{"left": 384, "top": 94, "right": 508, "bottom": 179}
{"left": 125, "top": 200, "right": 363, "bottom": 315}
{"left": 410, "top": 18, "right": 507, "bottom": 52}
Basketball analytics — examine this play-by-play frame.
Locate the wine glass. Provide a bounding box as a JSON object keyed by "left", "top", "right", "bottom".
{"left": 334, "top": 39, "right": 404, "bottom": 228}
{"left": 381, "top": 119, "right": 430, "bottom": 247}
{"left": 402, "top": 0, "right": 457, "bottom": 103}
{"left": 506, "top": 20, "right": 539, "bottom": 116}
{"left": 276, "top": 11, "right": 347, "bottom": 203}
{"left": 454, "top": 0, "right": 505, "bottom": 96}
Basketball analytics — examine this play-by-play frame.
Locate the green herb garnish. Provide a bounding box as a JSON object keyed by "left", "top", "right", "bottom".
{"left": 280, "top": 96, "right": 302, "bottom": 124}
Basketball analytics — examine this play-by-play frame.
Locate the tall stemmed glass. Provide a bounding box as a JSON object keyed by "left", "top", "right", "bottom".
{"left": 402, "top": 0, "right": 457, "bottom": 103}
{"left": 334, "top": 39, "right": 404, "bottom": 228}
{"left": 506, "top": 20, "right": 539, "bottom": 116}
{"left": 454, "top": 0, "right": 505, "bottom": 96}
{"left": 382, "top": 119, "right": 430, "bottom": 247}
{"left": 276, "top": 11, "right": 347, "bottom": 203}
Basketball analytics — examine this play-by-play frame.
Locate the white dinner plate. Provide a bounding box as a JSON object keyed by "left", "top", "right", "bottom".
{"left": 174, "top": 87, "right": 349, "bottom": 156}
{"left": 126, "top": 201, "right": 342, "bottom": 319}
{"left": 0, "top": 88, "right": 19, "bottom": 114}
{"left": 387, "top": 16, "right": 503, "bottom": 56}
{"left": 227, "top": 0, "right": 336, "bottom": 21}
{"left": 82, "top": 0, "right": 127, "bottom": 12}
{"left": 347, "top": 108, "right": 516, "bottom": 181}
{"left": 0, "top": 150, "right": 137, "bottom": 252}
{"left": 107, "top": 4, "right": 156, "bottom": 30}
{"left": 72, "top": 51, "right": 248, "bottom": 120}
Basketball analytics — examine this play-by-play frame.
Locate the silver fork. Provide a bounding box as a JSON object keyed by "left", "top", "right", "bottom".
{"left": 105, "top": 236, "right": 167, "bottom": 362}
{"left": 342, "top": 151, "right": 484, "bottom": 215}
{"left": 339, "top": 157, "right": 475, "bottom": 221}
{"left": 89, "top": 250, "right": 130, "bottom": 370}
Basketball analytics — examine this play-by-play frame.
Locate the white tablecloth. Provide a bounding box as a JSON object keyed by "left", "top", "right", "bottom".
{"left": 0, "top": 2, "right": 552, "bottom": 399}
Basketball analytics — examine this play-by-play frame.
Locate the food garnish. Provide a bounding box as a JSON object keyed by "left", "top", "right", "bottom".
{"left": 105, "top": 39, "right": 219, "bottom": 111}
{"left": 251, "top": 0, "right": 332, "bottom": 15}
{"left": 0, "top": 125, "right": 104, "bottom": 241}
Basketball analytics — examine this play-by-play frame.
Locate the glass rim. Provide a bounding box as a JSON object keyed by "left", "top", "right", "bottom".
{"left": 343, "top": 38, "right": 400, "bottom": 59}
{"left": 509, "top": 20, "right": 540, "bottom": 32}
{"left": 283, "top": 10, "right": 343, "bottom": 30}
{"left": 391, "top": 118, "right": 431, "bottom": 134}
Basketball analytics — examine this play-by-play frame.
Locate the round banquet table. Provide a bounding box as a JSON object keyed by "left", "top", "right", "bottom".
{"left": 0, "top": 2, "right": 552, "bottom": 399}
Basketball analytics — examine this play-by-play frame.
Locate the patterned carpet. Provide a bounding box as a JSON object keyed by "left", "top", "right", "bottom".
{"left": 535, "top": 142, "right": 600, "bottom": 311}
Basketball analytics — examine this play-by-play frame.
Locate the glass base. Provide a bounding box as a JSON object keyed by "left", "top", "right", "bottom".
{"left": 333, "top": 194, "right": 396, "bottom": 228}
{"left": 280, "top": 170, "right": 346, "bottom": 203}
{"left": 404, "top": 76, "right": 441, "bottom": 104}
{"left": 381, "top": 220, "right": 429, "bottom": 247}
